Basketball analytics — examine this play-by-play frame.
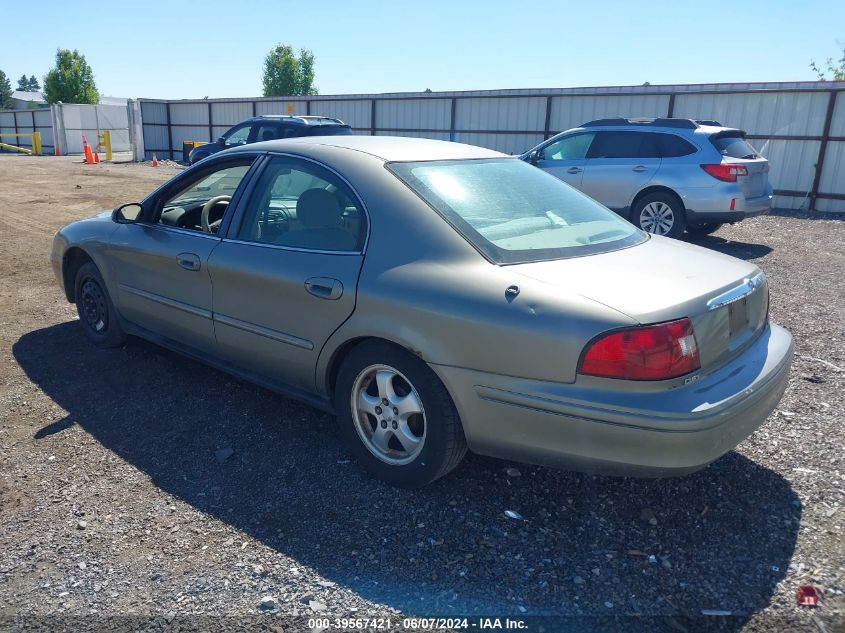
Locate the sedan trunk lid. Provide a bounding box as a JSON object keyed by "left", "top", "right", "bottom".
{"left": 508, "top": 236, "right": 769, "bottom": 372}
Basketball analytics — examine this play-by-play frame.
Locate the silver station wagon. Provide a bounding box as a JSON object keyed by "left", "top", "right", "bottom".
{"left": 51, "top": 136, "right": 793, "bottom": 487}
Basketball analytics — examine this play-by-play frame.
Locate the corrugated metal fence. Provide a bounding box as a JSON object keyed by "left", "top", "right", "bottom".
{"left": 52, "top": 103, "right": 132, "bottom": 155}
{"left": 0, "top": 108, "right": 54, "bottom": 154}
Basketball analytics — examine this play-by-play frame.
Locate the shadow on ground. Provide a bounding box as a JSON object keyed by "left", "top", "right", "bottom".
{"left": 683, "top": 234, "right": 773, "bottom": 260}
{"left": 14, "top": 322, "right": 800, "bottom": 626}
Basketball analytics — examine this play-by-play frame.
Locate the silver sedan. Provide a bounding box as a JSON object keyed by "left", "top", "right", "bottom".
{"left": 51, "top": 136, "right": 793, "bottom": 487}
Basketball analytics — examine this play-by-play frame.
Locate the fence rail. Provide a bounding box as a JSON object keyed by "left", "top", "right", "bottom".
{"left": 139, "top": 81, "right": 845, "bottom": 212}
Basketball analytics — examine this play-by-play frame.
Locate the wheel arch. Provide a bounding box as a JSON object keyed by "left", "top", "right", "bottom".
{"left": 62, "top": 247, "right": 95, "bottom": 302}
{"left": 322, "top": 335, "right": 428, "bottom": 398}
{"left": 629, "top": 185, "right": 685, "bottom": 219}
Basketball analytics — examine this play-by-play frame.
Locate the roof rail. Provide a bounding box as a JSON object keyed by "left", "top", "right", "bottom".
{"left": 581, "top": 117, "right": 699, "bottom": 129}
{"left": 694, "top": 119, "right": 722, "bottom": 126}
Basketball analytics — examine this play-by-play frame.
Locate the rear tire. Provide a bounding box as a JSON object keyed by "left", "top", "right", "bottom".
{"left": 335, "top": 341, "right": 467, "bottom": 487}
{"left": 74, "top": 262, "right": 127, "bottom": 348}
{"left": 686, "top": 222, "right": 723, "bottom": 236}
{"left": 632, "top": 192, "right": 685, "bottom": 239}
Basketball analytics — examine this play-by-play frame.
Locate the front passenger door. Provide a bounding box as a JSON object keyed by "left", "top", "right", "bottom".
{"left": 209, "top": 155, "right": 367, "bottom": 392}
{"left": 108, "top": 157, "right": 256, "bottom": 353}
{"left": 535, "top": 132, "right": 595, "bottom": 189}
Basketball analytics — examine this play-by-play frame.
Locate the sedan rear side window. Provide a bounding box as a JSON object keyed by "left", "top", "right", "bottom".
{"left": 236, "top": 157, "right": 364, "bottom": 252}
{"left": 389, "top": 158, "right": 645, "bottom": 264}
{"left": 710, "top": 133, "right": 759, "bottom": 159}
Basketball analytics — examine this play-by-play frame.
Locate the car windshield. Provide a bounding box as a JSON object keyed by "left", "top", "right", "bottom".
{"left": 389, "top": 158, "right": 646, "bottom": 264}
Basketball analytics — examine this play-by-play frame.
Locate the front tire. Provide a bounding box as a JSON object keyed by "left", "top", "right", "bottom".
{"left": 633, "top": 192, "right": 686, "bottom": 239}
{"left": 335, "top": 341, "right": 467, "bottom": 487}
{"left": 74, "top": 262, "right": 127, "bottom": 348}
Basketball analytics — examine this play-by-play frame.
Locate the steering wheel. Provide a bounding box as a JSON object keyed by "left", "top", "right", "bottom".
{"left": 201, "top": 195, "right": 231, "bottom": 233}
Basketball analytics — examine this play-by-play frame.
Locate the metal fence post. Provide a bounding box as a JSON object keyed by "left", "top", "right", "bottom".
{"left": 667, "top": 94, "right": 676, "bottom": 117}
{"left": 809, "top": 90, "right": 838, "bottom": 211}
{"left": 543, "top": 96, "right": 552, "bottom": 140}
{"left": 165, "top": 102, "right": 174, "bottom": 160}
{"left": 207, "top": 102, "right": 213, "bottom": 143}
{"left": 370, "top": 100, "right": 376, "bottom": 136}
{"left": 450, "top": 98, "right": 457, "bottom": 142}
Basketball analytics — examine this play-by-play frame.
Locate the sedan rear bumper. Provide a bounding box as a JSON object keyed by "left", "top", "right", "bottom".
{"left": 432, "top": 323, "right": 793, "bottom": 476}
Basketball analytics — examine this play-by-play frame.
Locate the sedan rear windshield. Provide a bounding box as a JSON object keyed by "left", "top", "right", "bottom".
{"left": 710, "top": 133, "right": 759, "bottom": 159}
{"left": 389, "top": 158, "right": 646, "bottom": 264}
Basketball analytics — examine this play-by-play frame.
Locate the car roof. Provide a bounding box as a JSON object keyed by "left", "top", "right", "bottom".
{"left": 231, "top": 135, "right": 508, "bottom": 162}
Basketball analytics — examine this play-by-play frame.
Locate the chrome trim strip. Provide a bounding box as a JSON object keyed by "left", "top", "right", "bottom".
{"left": 213, "top": 313, "right": 314, "bottom": 351}
{"left": 118, "top": 284, "right": 212, "bottom": 319}
{"left": 221, "top": 238, "right": 362, "bottom": 256}
{"left": 137, "top": 222, "right": 222, "bottom": 241}
{"left": 706, "top": 271, "right": 766, "bottom": 311}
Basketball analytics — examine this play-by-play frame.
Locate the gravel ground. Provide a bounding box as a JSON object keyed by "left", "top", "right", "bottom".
{"left": 0, "top": 155, "right": 842, "bottom": 632}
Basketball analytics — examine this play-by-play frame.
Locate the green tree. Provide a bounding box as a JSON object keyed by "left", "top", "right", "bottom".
{"left": 43, "top": 49, "right": 98, "bottom": 105}
{"left": 16, "top": 75, "right": 40, "bottom": 91}
{"left": 262, "top": 44, "right": 317, "bottom": 96}
{"left": 0, "top": 70, "right": 12, "bottom": 109}
{"left": 810, "top": 41, "right": 845, "bottom": 80}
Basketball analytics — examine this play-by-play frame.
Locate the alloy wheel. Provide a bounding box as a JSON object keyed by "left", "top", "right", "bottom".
{"left": 350, "top": 364, "right": 426, "bottom": 465}
{"left": 639, "top": 201, "right": 675, "bottom": 235}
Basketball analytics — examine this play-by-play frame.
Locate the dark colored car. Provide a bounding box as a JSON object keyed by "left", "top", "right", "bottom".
{"left": 187, "top": 115, "right": 352, "bottom": 164}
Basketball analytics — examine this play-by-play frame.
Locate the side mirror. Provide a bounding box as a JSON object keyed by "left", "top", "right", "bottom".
{"left": 528, "top": 149, "right": 542, "bottom": 165}
{"left": 217, "top": 136, "right": 226, "bottom": 146}
{"left": 112, "top": 203, "right": 143, "bottom": 224}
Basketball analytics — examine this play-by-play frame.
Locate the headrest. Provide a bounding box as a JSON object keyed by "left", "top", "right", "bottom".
{"left": 261, "top": 130, "right": 275, "bottom": 142}
{"left": 296, "top": 188, "right": 341, "bottom": 228}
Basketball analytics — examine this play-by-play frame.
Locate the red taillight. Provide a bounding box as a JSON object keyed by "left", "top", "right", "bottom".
{"left": 578, "top": 318, "right": 701, "bottom": 380}
{"left": 701, "top": 163, "right": 748, "bottom": 182}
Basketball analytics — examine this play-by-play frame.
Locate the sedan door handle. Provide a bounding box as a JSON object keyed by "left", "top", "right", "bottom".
{"left": 305, "top": 277, "right": 343, "bottom": 300}
{"left": 176, "top": 252, "right": 201, "bottom": 271}
{"left": 566, "top": 167, "right": 583, "bottom": 174}
{"left": 632, "top": 165, "right": 649, "bottom": 172}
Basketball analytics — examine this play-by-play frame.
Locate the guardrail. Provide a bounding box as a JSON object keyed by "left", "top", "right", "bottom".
{"left": 0, "top": 132, "right": 42, "bottom": 155}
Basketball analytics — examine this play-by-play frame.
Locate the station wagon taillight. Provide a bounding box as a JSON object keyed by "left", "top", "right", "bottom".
{"left": 701, "top": 163, "right": 748, "bottom": 182}
{"left": 578, "top": 318, "right": 701, "bottom": 380}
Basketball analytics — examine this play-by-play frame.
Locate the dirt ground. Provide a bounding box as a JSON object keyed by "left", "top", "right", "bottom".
{"left": 0, "top": 154, "right": 842, "bottom": 632}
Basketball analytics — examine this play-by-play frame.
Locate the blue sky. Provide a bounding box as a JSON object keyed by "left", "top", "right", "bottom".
{"left": 1, "top": 1, "right": 843, "bottom": 99}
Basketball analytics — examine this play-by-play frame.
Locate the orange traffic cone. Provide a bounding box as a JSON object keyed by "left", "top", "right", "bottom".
{"left": 151, "top": 153, "right": 159, "bottom": 167}
{"left": 93, "top": 152, "right": 100, "bottom": 164}
{"left": 82, "top": 135, "right": 95, "bottom": 164}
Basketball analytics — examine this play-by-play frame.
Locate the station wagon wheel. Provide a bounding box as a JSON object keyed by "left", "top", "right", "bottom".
{"left": 335, "top": 341, "right": 467, "bottom": 487}
{"left": 633, "top": 192, "right": 686, "bottom": 239}
{"left": 351, "top": 364, "right": 426, "bottom": 465}
{"left": 74, "top": 261, "right": 127, "bottom": 348}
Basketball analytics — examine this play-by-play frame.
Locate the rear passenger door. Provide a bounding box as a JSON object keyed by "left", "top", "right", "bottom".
{"left": 208, "top": 155, "right": 366, "bottom": 392}
{"left": 579, "top": 131, "right": 660, "bottom": 212}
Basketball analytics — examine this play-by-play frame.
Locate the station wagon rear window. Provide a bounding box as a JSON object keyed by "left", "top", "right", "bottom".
{"left": 389, "top": 158, "right": 646, "bottom": 264}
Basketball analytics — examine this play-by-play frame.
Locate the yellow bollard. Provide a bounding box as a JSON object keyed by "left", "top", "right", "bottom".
{"left": 97, "top": 130, "right": 112, "bottom": 161}
{"left": 32, "top": 132, "right": 41, "bottom": 156}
